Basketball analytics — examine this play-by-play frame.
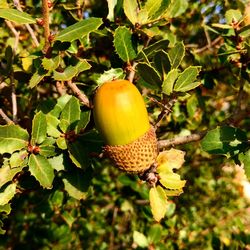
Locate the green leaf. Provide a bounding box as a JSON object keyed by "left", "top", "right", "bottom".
{"left": 136, "top": 62, "right": 162, "bottom": 88}
{"left": 62, "top": 167, "right": 92, "bottom": 200}
{"left": 239, "top": 25, "right": 250, "bottom": 38}
{"left": 133, "top": 231, "right": 149, "bottom": 248}
{"left": 49, "top": 94, "right": 72, "bottom": 118}
{"left": 0, "top": 9, "right": 36, "bottom": 24}
{"left": 48, "top": 154, "right": 65, "bottom": 172}
{"left": 239, "top": 150, "right": 250, "bottom": 180}
{"left": 174, "top": 66, "right": 201, "bottom": 92}
{"left": 148, "top": 224, "right": 162, "bottom": 244}
{"left": 56, "top": 137, "right": 67, "bottom": 150}
{"left": 106, "top": 0, "right": 117, "bottom": 21}
{"left": 53, "top": 66, "right": 78, "bottom": 81}
{"left": 168, "top": 41, "right": 185, "bottom": 68}
{"left": 0, "top": 204, "right": 11, "bottom": 214}
{"left": 42, "top": 56, "right": 61, "bottom": 71}
{"left": 29, "top": 68, "right": 48, "bottom": 88}
{"left": 59, "top": 96, "right": 81, "bottom": 133}
{"left": 149, "top": 185, "right": 168, "bottom": 222}
{"left": 0, "top": 165, "right": 24, "bottom": 189}
{"left": 28, "top": 154, "right": 55, "bottom": 188}
{"left": 138, "top": 39, "right": 169, "bottom": 59}
{"left": 201, "top": 126, "right": 248, "bottom": 157}
{"left": 0, "top": 183, "right": 16, "bottom": 206}
{"left": 144, "top": 0, "right": 170, "bottom": 21}
{"left": 123, "top": 0, "right": 139, "bottom": 25}
{"left": 46, "top": 114, "right": 61, "bottom": 138}
{"left": 68, "top": 140, "right": 90, "bottom": 169}
{"left": 114, "top": 26, "right": 137, "bottom": 62}
{"left": 75, "top": 110, "right": 91, "bottom": 134}
{"left": 75, "top": 59, "right": 91, "bottom": 74}
{"left": 0, "top": 124, "right": 29, "bottom": 154}
{"left": 162, "top": 68, "right": 179, "bottom": 95}
{"left": 56, "top": 17, "right": 103, "bottom": 42}
{"left": 225, "top": 9, "right": 242, "bottom": 24}
{"left": 31, "top": 111, "right": 47, "bottom": 145}
{"left": 165, "top": 0, "right": 188, "bottom": 18}
{"left": 96, "top": 68, "right": 125, "bottom": 86}
{"left": 9, "top": 150, "right": 28, "bottom": 168}
{"left": 39, "top": 138, "right": 56, "bottom": 157}
{"left": 153, "top": 50, "right": 171, "bottom": 78}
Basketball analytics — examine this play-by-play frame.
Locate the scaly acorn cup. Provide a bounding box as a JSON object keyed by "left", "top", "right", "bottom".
{"left": 93, "top": 79, "right": 158, "bottom": 173}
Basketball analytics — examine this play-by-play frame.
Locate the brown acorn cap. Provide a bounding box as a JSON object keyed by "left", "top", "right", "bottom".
{"left": 103, "top": 127, "right": 158, "bottom": 173}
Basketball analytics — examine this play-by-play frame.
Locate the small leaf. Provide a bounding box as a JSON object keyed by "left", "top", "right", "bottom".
{"left": 0, "top": 165, "right": 24, "bottom": 189}
{"left": 0, "top": 124, "right": 29, "bottom": 154}
{"left": 106, "top": 0, "right": 117, "bottom": 21}
{"left": 42, "top": 56, "right": 61, "bottom": 71}
{"left": 0, "top": 183, "right": 16, "bottom": 206}
{"left": 59, "top": 96, "right": 81, "bottom": 133}
{"left": 0, "top": 8, "right": 36, "bottom": 24}
{"left": 168, "top": 41, "right": 185, "bottom": 68}
{"left": 123, "top": 0, "right": 139, "bottom": 25}
{"left": 28, "top": 154, "right": 55, "bottom": 188}
{"left": 56, "top": 137, "right": 67, "bottom": 150}
{"left": 29, "top": 68, "right": 48, "bottom": 88}
{"left": 138, "top": 39, "right": 169, "bottom": 59}
{"left": 149, "top": 185, "right": 168, "bottom": 222}
{"left": 201, "top": 126, "right": 248, "bottom": 157}
{"left": 56, "top": 17, "right": 103, "bottom": 42}
{"left": 225, "top": 9, "right": 242, "bottom": 24}
{"left": 53, "top": 66, "right": 78, "bottom": 81}
{"left": 239, "top": 150, "right": 250, "bottom": 180}
{"left": 165, "top": 0, "right": 188, "bottom": 18}
{"left": 133, "top": 231, "right": 149, "bottom": 248}
{"left": 136, "top": 62, "right": 162, "bottom": 88}
{"left": 48, "top": 154, "right": 65, "bottom": 172}
{"left": 114, "top": 26, "right": 137, "bottom": 62}
{"left": 31, "top": 111, "right": 47, "bottom": 145}
{"left": 96, "top": 68, "right": 125, "bottom": 86}
{"left": 153, "top": 50, "right": 171, "bottom": 78}
{"left": 62, "top": 167, "right": 92, "bottom": 200}
{"left": 162, "top": 68, "right": 179, "bottom": 95}
{"left": 174, "top": 66, "right": 201, "bottom": 92}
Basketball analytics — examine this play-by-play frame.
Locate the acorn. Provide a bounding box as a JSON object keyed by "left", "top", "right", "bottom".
{"left": 93, "top": 79, "right": 158, "bottom": 173}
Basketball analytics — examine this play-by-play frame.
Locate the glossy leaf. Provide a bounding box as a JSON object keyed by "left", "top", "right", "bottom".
{"left": 39, "top": 138, "right": 56, "bottom": 157}
{"left": 59, "top": 96, "right": 81, "bottom": 133}
{"left": 42, "top": 56, "right": 61, "bottom": 71}
{"left": 28, "top": 154, "right": 55, "bottom": 188}
{"left": 114, "top": 26, "right": 137, "bottom": 62}
{"left": 0, "top": 9, "right": 36, "bottom": 24}
{"left": 9, "top": 150, "right": 28, "bottom": 168}
{"left": 0, "top": 124, "right": 29, "bottom": 154}
{"left": 136, "top": 62, "right": 162, "bottom": 88}
{"left": 123, "top": 0, "right": 138, "bottom": 25}
{"left": 145, "top": 0, "right": 170, "bottom": 21}
{"left": 49, "top": 94, "right": 72, "bottom": 118}
{"left": 149, "top": 185, "right": 168, "bottom": 222}
{"left": 56, "top": 17, "right": 103, "bottom": 42}
{"left": 31, "top": 111, "right": 47, "bottom": 145}
{"left": 0, "top": 165, "right": 24, "bottom": 189}
{"left": 0, "top": 183, "right": 16, "bottom": 206}
{"left": 162, "top": 68, "right": 179, "bottom": 95}
{"left": 46, "top": 114, "right": 61, "bottom": 138}
{"left": 159, "top": 172, "right": 186, "bottom": 190}
{"left": 201, "top": 126, "right": 248, "bottom": 157}
{"left": 168, "top": 41, "right": 185, "bottom": 68}
{"left": 154, "top": 50, "right": 171, "bottom": 78}
{"left": 174, "top": 66, "right": 201, "bottom": 92}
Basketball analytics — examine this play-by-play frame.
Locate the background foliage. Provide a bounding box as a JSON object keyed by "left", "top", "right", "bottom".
{"left": 0, "top": 0, "right": 250, "bottom": 249}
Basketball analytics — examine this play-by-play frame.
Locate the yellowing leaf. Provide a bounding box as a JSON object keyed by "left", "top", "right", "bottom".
{"left": 149, "top": 185, "right": 168, "bottom": 222}
{"left": 157, "top": 148, "right": 185, "bottom": 173}
{"left": 159, "top": 172, "right": 186, "bottom": 190}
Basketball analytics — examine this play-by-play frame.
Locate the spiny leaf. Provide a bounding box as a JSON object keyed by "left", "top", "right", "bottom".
{"left": 0, "top": 124, "right": 29, "bottom": 154}
{"left": 31, "top": 111, "right": 47, "bottom": 145}
{"left": 28, "top": 154, "right": 55, "bottom": 188}
{"left": 114, "top": 26, "right": 137, "bottom": 62}
{"left": 0, "top": 8, "right": 36, "bottom": 24}
{"left": 56, "top": 17, "right": 103, "bottom": 42}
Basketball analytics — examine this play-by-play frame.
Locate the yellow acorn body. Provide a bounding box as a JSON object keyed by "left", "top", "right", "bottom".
{"left": 93, "top": 79, "right": 158, "bottom": 173}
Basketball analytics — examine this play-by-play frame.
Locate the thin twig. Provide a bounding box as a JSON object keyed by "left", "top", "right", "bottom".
{"left": 194, "top": 36, "right": 223, "bottom": 54}
{"left": 5, "top": 20, "right": 20, "bottom": 52}
{"left": 203, "top": 22, "right": 212, "bottom": 49}
{"left": 0, "top": 109, "right": 13, "bottom": 124}
{"left": 127, "top": 62, "right": 138, "bottom": 83}
{"left": 66, "top": 80, "right": 91, "bottom": 108}
{"left": 42, "top": 0, "right": 51, "bottom": 53}
{"left": 158, "top": 131, "right": 207, "bottom": 149}
{"left": 13, "top": 0, "right": 39, "bottom": 47}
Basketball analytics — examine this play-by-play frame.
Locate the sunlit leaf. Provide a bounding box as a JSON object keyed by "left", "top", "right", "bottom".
{"left": 0, "top": 183, "right": 16, "bottom": 206}
{"left": 162, "top": 68, "right": 179, "bottom": 95}
{"left": 123, "top": 0, "right": 138, "bottom": 25}
{"left": 168, "top": 41, "right": 185, "bottom": 68}
{"left": 225, "top": 9, "right": 242, "bottom": 24}
{"left": 96, "top": 68, "right": 125, "bottom": 86}
{"left": 133, "top": 231, "right": 149, "bottom": 248}
{"left": 56, "top": 17, "right": 103, "bottom": 42}
{"left": 42, "top": 56, "right": 61, "bottom": 71}
{"left": 159, "top": 172, "right": 186, "bottom": 190}
{"left": 31, "top": 111, "right": 47, "bottom": 145}
{"left": 149, "top": 185, "right": 168, "bottom": 222}
{"left": 0, "top": 8, "right": 36, "bottom": 24}
{"left": 106, "top": 0, "right": 117, "bottom": 21}
{"left": 0, "top": 124, "right": 29, "bottom": 154}
{"left": 28, "top": 154, "right": 55, "bottom": 188}
{"left": 53, "top": 66, "right": 78, "bottom": 81}
{"left": 144, "top": 0, "right": 170, "bottom": 21}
